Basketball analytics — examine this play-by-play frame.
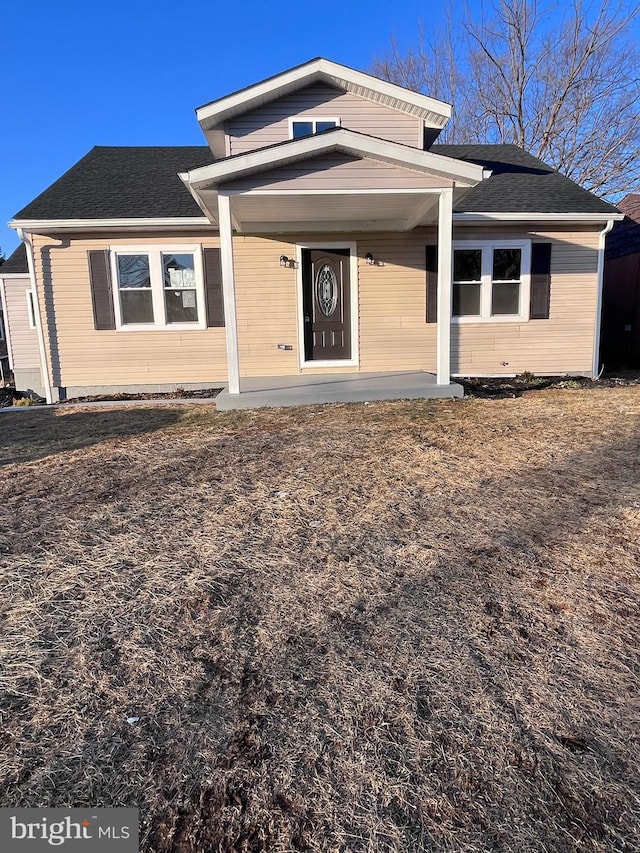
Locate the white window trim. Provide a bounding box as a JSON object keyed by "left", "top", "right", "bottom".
{"left": 288, "top": 116, "right": 341, "bottom": 139}
{"left": 451, "top": 239, "right": 531, "bottom": 323}
{"left": 26, "top": 289, "right": 37, "bottom": 330}
{"left": 294, "top": 241, "right": 359, "bottom": 369}
{"left": 109, "top": 244, "right": 206, "bottom": 332}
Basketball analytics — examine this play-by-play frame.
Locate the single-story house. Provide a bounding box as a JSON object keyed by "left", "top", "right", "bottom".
{"left": 4, "top": 58, "right": 622, "bottom": 406}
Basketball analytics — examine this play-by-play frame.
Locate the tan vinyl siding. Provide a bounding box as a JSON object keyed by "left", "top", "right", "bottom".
{"left": 30, "top": 233, "right": 227, "bottom": 389}
{"left": 233, "top": 236, "right": 300, "bottom": 377}
{"left": 357, "top": 231, "right": 436, "bottom": 371}
{"left": 228, "top": 84, "right": 423, "bottom": 154}
{"left": 450, "top": 226, "right": 600, "bottom": 376}
{"left": 1, "top": 276, "right": 40, "bottom": 370}
{"left": 231, "top": 231, "right": 437, "bottom": 376}
{"left": 223, "top": 154, "right": 446, "bottom": 192}
{"left": 231, "top": 226, "right": 600, "bottom": 378}
{"left": 30, "top": 224, "right": 600, "bottom": 389}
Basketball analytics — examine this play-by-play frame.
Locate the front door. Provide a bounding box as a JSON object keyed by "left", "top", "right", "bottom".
{"left": 302, "top": 248, "right": 351, "bottom": 361}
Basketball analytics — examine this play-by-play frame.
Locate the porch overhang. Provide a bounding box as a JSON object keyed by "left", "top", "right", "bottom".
{"left": 178, "top": 129, "right": 487, "bottom": 233}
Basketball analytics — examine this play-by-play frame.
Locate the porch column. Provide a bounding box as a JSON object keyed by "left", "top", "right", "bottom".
{"left": 217, "top": 191, "right": 240, "bottom": 395}
{"left": 437, "top": 187, "right": 453, "bottom": 385}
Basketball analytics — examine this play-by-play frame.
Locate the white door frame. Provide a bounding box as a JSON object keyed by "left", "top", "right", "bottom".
{"left": 295, "top": 241, "right": 359, "bottom": 369}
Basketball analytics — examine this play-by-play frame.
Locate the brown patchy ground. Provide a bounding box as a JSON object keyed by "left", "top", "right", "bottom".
{"left": 0, "top": 389, "right": 639, "bottom": 852}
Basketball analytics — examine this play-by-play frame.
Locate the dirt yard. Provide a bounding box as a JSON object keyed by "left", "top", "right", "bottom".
{"left": 0, "top": 389, "right": 638, "bottom": 852}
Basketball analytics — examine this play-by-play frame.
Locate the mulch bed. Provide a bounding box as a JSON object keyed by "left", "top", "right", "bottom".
{"left": 59, "top": 388, "right": 223, "bottom": 404}
{"left": 459, "top": 371, "right": 640, "bottom": 398}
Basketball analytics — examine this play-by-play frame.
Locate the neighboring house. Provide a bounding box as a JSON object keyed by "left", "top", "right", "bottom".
{"left": 0, "top": 275, "right": 6, "bottom": 369}
{"left": 6, "top": 58, "right": 621, "bottom": 406}
{"left": 0, "top": 245, "right": 43, "bottom": 394}
{"left": 602, "top": 194, "right": 640, "bottom": 368}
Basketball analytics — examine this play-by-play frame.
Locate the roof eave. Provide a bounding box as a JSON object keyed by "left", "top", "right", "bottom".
{"left": 9, "top": 217, "right": 212, "bottom": 232}
{"left": 453, "top": 212, "right": 623, "bottom": 222}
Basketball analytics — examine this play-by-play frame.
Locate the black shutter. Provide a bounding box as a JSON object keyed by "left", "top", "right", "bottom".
{"left": 426, "top": 244, "right": 438, "bottom": 323}
{"left": 88, "top": 250, "right": 115, "bottom": 330}
{"left": 203, "top": 248, "right": 224, "bottom": 327}
{"left": 530, "top": 243, "right": 552, "bottom": 320}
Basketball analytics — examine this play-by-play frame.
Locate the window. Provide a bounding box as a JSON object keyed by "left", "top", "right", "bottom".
{"left": 110, "top": 246, "right": 205, "bottom": 330}
{"left": 452, "top": 241, "right": 531, "bottom": 322}
{"left": 26, "top": 290, "right": 37, "bottom": 329}
{"left": 289, "top": 117, "right": 340, "bottom": 139}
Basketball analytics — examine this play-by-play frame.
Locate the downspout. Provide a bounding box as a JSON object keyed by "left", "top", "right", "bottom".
{"left": 16, "top": 228, "right": 54, "bottom": 404}
{"left": 592, "top": 219, "right": 615, "bottom": 379}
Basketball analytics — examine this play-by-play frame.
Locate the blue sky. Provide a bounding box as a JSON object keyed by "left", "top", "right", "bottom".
{"left": 0, "top": 0, "right": 447, "bottom": 255}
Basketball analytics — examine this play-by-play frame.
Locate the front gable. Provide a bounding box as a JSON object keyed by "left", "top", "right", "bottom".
{"left": 220, "top": 151, "right": 452, "bottom": 192}
{"left": 180, "top": 131, "right": 485, "bottom": 232}
{"left": 197, "top": 58, "right": 452, "bottom": 158}
{"left": 227, "top": 83, "right": 426, "bottom": 156}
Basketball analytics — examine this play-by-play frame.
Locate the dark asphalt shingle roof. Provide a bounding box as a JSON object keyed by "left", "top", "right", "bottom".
{"left": 12, "top": 142, "right": 617, "bottom": 221}
{"left": 432, "top": 144, "right": 618, "bottom": 214}
{"left": 13, "top": 147, "right": 213, "bottom": 220}
{"left": 1, "top": 244, "right": 28, "bottom": 274}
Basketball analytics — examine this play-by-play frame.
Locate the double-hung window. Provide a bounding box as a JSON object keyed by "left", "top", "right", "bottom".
{"left": 289, "top": 117, "right": 340, "bottom": 139}
{"left": 110, "top": 246, "right": 205, "bottom": 330}
{"left": 452, "top": 240, "right": 531, "bottom": 322}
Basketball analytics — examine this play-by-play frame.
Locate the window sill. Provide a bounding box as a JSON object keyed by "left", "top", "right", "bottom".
{"left": 452, "top": 315, "right": 529, "bottom": 324}
{"left": 114, "top": 323, "right": 207, "bottom": 332}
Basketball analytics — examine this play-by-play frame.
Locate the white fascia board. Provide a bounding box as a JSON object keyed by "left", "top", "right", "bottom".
{"left": 453, "top": 212, "right": 624, "bottom": 223}
{"left": 183, "top": 130, "right": 484, "bottom": 190}
{"left": 9, "top": 217, "right": 212, "bottom": 232}
{"left": 177, "top": 174, "right": 219, "bottom": 223}
{"left": 196, "top": 58, "right": 451, "bottom": 130}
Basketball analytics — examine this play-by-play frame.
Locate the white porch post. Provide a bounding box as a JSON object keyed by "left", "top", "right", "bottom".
{"left": 437, "top": 187, "right": 453, "bottom": 385}
{"left": 217, "top": 191, "right": 240, "bottom": 395}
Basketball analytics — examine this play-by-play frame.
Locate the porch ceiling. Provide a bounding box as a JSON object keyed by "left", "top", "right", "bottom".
{"left": 211, "top": 190, "right": 442, "bottom": 233}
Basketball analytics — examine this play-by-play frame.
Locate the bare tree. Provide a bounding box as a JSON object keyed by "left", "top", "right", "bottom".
{"left": 372, "top": 0, "right": 640, "bottom": 197}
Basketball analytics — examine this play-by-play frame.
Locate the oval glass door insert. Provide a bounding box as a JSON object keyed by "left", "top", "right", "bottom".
{"left": 315, "top": 264, "right": 338, "bottom": 317}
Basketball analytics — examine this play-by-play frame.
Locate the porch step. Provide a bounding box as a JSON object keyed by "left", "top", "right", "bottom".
{"left": 215, "top": 371, "right": 464, "bottom": 410}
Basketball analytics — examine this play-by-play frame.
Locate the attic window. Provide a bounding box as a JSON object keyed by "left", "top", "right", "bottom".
{"left": 290, "top": 118, "right": 340, "bottom": 139}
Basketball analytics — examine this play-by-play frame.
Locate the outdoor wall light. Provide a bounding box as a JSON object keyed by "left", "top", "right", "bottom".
{"left": 280, "top": 255, "right": 297, "bottom": 268}
{"left": 365, "top": 252, "right": 383, "bottom": 266}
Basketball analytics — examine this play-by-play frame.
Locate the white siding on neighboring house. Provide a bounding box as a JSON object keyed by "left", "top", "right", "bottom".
{"left": 0, "top": 274, "right": 43, "bottom": 394}
{"left": 227, "top": 84, "right": 424, "bottom": 155}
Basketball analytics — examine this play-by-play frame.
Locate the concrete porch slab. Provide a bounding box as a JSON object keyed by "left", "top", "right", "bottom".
{"left": 215, "top": 371, "right": 464, "bottom": 410}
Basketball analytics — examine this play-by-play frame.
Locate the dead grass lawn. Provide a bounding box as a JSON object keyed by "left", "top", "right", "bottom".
{"left": 0, "top": 389, "right": 639, "bottom": 852}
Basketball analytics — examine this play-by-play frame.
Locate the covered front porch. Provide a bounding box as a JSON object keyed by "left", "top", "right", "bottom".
{"left": 179, "top": 129, "right": 487, "bottom": 400}
{"left": 215, "top": 370, "right": 463, "bottom": 409}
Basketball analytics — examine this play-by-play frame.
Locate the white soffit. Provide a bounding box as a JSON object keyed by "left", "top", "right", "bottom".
{"left": 196, "top": 58, "right": 452, "bottom": 131}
